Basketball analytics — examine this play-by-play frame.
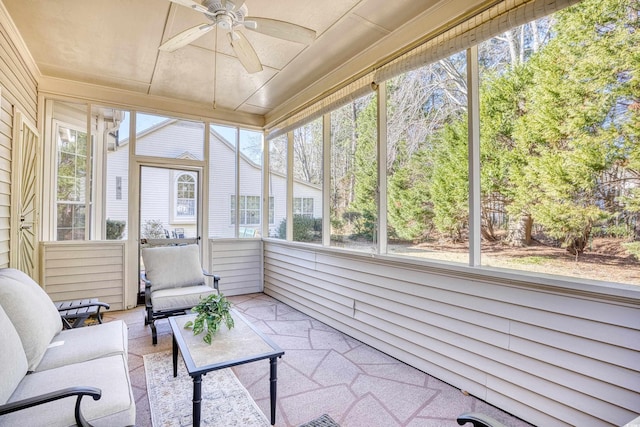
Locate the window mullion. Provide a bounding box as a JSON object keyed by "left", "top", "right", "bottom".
{"left": 467, "top": 45, "right": 481, "bottom": 267}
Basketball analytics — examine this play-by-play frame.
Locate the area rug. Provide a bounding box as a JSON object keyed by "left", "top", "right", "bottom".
{"left": 144, "top": 351, "right": 270, "bottom": 427}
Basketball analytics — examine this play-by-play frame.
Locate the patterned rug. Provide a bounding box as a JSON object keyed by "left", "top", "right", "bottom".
{"left": 144, "top": 351, "right": 270, "bottom": 427}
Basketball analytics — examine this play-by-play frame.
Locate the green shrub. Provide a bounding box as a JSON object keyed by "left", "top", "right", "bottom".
{"left": 277, "top": 215, "right": 319, "bottom": 242}
{"left": 623, "top": 242, "right": 640, "bottom": 261}
{"left": 106, "top": 219, "right": 126, "bottom": 240}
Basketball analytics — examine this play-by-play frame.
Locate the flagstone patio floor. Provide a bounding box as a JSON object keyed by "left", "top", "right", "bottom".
{"left": 107, "top": 292, "right": 533, "bottom": 427}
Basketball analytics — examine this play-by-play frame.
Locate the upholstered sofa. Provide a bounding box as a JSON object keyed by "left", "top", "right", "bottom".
{"left": 0, "top": 268, "right": 135, "bottom": 426}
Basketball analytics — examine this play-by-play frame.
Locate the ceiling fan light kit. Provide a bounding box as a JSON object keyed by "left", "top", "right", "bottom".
{"left": 162, "top": 0, "right": 317, "bottom": 73}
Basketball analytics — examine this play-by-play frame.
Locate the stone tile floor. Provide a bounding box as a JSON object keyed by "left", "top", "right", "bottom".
{"left": 106, "top": 293, "right": 533, "bottom": 427}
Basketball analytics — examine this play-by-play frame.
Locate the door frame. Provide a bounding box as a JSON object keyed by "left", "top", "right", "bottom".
{"left": 10, "top": 109, "right": 41, "bottom": 279}
{"left": 132, "top": 161, "right": 207, "bottom": 303}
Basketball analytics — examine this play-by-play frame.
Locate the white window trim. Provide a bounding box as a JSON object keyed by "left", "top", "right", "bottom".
{"left": 170, "top": 171, "right": 197, "bottom": 224}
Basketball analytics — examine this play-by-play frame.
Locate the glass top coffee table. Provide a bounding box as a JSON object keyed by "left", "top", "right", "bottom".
{"left": 169, "top": 309, "right": 284, "bottom": 426}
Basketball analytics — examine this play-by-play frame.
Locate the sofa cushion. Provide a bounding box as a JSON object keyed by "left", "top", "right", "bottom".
{"left": 1, "top": 354, "right": 135, "bottom": 427}
{"left": 35, "top": 320, "right": 128, "bottom": 372}
{"left": 142, "top": 244, "right": 205, "bottom": 291}
{"left": 0, "top": 305, "right": 28, "bottom": 404}
{"left": 0, "top": 268, "right": 62, "bottom": 371}
{"left": 150, "top": 284, "right": 216, "bottom": 311}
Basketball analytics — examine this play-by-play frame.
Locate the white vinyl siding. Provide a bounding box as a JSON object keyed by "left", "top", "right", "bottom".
{"left": 209, "top": 238, "right": 262, "bottom": 295}
{"left": 40, "top": 241, "right": 126, "bottom": 310}
{"left": 0, "top": 6, "right": 38, "bottom": 269}
{"left": 263, "top": 240, "right": 640, "bottom": 427}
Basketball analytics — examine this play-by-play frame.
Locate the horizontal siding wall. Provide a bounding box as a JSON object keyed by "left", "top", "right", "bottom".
{"left": 40, "top": 241, "right": 126, "bottom": 310}
{"left": 0, "top": 97, "right": 12, "bottom": 267}
{"left": 263, "top": 240, "right": 640, "bottom": 427}
{"left": 209, "top": 238, "right": 262, "bottom": 295}
{"left": 0, "top": 4, "right": 38, "bottom": 269}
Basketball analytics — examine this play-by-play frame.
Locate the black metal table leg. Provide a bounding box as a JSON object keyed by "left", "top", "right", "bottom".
{"left": 193, "top": 374, "right": 202, "bottom": 427}
{"left": 172, "top": 335, "right": 178, "bottom": 377}
{"left": 269, "top": 357, "right": 278, "bottom": 425}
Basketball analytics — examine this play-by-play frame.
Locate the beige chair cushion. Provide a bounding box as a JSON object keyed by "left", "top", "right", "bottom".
{"left": 150, "top": 284, "right": 217, "bottom": 311}
{"left": 0, "top": 268, "right": 62, "bottom": 371}
{"left": 0, "top": 305, "right": 28, "bottom": 404}
{"left": 142, "top": 244, "right": 205, "bottom": 291}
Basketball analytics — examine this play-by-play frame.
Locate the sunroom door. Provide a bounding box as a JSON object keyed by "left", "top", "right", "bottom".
{"left": 10, "top": 111, "right": 40, "bottom": 279}
{"left": 138, "top": 165, "right": 202, "bottom": 286}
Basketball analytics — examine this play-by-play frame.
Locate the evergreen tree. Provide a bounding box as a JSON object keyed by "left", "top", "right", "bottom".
{"left": 509, "top": 0, "right": 639, "bottom": 254}
{"left": 430, "top": 119, "right": 469, "bottom": 241}
{"left": 387, "top": 144, "right": 434, "bottom": 240}
{"left": 350, "top": 96, "right": 378, "bottom": 240}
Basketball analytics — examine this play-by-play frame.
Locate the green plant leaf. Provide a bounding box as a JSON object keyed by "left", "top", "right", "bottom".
{"left": 183, "top": 293, "right": 235, "bottom": 344}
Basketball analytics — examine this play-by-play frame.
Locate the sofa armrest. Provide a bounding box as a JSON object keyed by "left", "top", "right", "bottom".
{"left": 0, "top": 386, "right": 101, "bottom": 427}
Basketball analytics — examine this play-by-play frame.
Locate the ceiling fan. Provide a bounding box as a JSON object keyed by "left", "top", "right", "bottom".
{"left": 161, "top": 0, "right": 317, "bottom": 73}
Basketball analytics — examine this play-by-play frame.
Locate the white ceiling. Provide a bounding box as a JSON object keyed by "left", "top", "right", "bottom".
{"left": 2, "top": 0, "right": 483, "bottom": 125}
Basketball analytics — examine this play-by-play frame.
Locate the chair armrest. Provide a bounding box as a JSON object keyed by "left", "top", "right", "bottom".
{"left": 0, "top": 386, "right": 101, "bottom": 427}
{"left": 202, "top": 270, "right": 221, "bottom": 281}
{"left": 457, "top": 412, "right": 508, "bottom": 427}
{"left": 140, "top": 272, "right": 151, "bottom": 287}
{"left": 203, "top": 270, "right": 221, "bottom": 291}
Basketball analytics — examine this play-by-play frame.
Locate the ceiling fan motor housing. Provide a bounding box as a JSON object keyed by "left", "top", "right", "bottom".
{"left": 202, "top": 0, "right": 248, "bottom": 24}
{"left": 164, "top": 0, "right": 316, "bottom": 74}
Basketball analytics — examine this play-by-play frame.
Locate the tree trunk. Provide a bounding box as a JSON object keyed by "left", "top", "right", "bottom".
{"left": 506, "top": 214, "right": 532, "bottom": 246}
{"left": 565, "top": 223, "right": 592, "bottom": 257}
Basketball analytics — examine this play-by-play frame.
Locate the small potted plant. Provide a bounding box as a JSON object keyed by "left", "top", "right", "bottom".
{"left": 184, "top": 293, "right": 234, "bottom": 344}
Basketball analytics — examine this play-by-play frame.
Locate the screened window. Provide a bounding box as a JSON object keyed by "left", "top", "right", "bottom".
{"left": 269, "top": 196, "right": 275, "bottom": 225}
{"left": 293, "top": 119, "right": 323, "bottom": 243}
{"left": 209, "top": 124, "right": 237, "bottom": 238}
{"left": 330, "top": 92, "right": 377, "bottom": 252}
{"left": 268, "top": 134, "right": 287, "bottom": 238}
{"left": 385, "top": 51, "right": 468, "bottom": 262}
{"left": 135, "top": 113, "right": 204, "bottom": 160}
{"left": 476, "top": 0, "right": 639, "bottom": 285}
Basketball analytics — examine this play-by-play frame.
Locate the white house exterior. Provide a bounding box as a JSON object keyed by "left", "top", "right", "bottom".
{"left": 106, "top": 120, "right": 322, "bottom": 239}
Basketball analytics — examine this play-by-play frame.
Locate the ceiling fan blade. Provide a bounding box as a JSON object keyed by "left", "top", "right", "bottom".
{"left": 231, "top": 0, "right": 245, "bottom": 11}
{"left": 245, "top": 17, "right": 316, "bottom": 45}
{"left": 159, "top": 23, "right": 214, "bottom": 52}
{"left": 167, "top": 0, "right": 211, "bottom": 15}
{"left": 221, "top": 0, "right": 245, "bottom": 12}
{"left": 227, "top": 31, "right": 263, "bottom": 74}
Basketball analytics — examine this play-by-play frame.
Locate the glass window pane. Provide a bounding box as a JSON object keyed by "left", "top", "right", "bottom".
{"left": 175, "top": 172, "right": 196, "bottom": 220}
{"left": 53, "top": 100, "right": 89, "bottom": 241}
